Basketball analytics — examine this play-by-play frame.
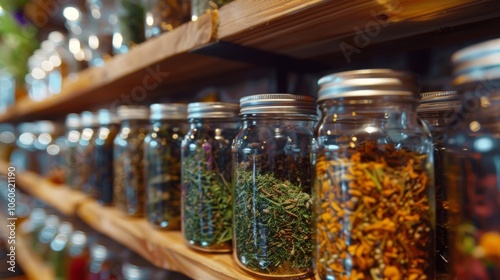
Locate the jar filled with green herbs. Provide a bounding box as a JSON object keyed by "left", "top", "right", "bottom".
{"left": 181, "top": 102, "right": 240, "bottom": 252}
{"left": 190, "top": 0, "right": 232, "bottom": 21}
{"left": 232, "top": 94, "right": 317, "bottom": 279}
{"left": 64, "top": 114, "right": 81, "bottom": 189}
{"left": 113, "top": 0, "right": 145, "bottom": 54}
{"left": 143, "top": 0, "right": 190, "bottom": 39}
{"left": 76, "top": 111, "right": 99, "bottom": 193}
{"left": 315, "top": 69, "right": 435, "bottom": 280}
{"left": 93, "top": 109, "right": 120, "bottom": 205}
{"left": 145, "top": 103, "right": 188, "bottom": 230}
{"left": 114, "top": 105, "right": 150, "bottom": 216}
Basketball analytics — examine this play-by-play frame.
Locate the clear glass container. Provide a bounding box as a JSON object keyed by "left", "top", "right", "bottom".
{"left": 114, "top": 106, "right": 150, "bottom": 216}
{"left": 145, "top": 104, "right": 188, "bottom": 229}
{"left": 181, "top": 102, "right": 240, "bottom": 252}
{"left": 143, "top": 0, "right": 190, "bottom": 39}
{"left": 76, "top": 111, "right": 99, "bottom": 193}
{"left": 0, "top": 124, "right": 16, "bottom": 162}
{"left": 232, "top": 94, "right": 317, "bottom": 279}
{"left": 93, "top": 109, "right": 120, "bottom": 204}
{"left": 66, "top": 231, "right": 90, "bottom": 280}
{"left": 10, "top": 122, "right": 38, "bottom": 173}
{"left": 445, "top": 38, "right": 500, "bottom": 279}
{"left": 49, "top": 222, "right": 74, "bottom": 279}
{"left": 86, "top": 0, "right": 115, "bottom": 67}
{"left": 88, "top": 238, "right": 125, "bottom": 279}
{"left": 113, "top": 0, "right": 145, "bottom": 54}
{"left": 36, "top": 215, "right": 61, "bottom": 257}
{"left": 417, "top": 91, "right": 461, "bottom": 278}
{"left": 190, "top": 0, "right": 232, "bottom": 21}
{"left": 314, "top": 69, "right": 435, "bottom": 280}
{"left": 64, "top": 114, "right": 82, "bottom": 189}
{"left": 34, "top": 121, "right": 64, "bottom": 183}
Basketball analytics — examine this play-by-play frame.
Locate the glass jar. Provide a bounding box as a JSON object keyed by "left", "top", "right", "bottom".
{"left": 0, "top": 124, "right": 15, "bottom": 162}
{"left": 114, "top": 106, "right": 150, "bottom": 216}
{"left": 445, "top": 38, "right": 500, "bottom": 279}
{"left": 190, "top": 0, "right": 232, "bottom": 21}
{"left": 10, "top": 122, "right": 38, "bottom": 173}
{"left": 27, "top": 208, "right": 47, "bottom": 251}
{"left": 34, "top": 121, "right": 64, "bottom": 183}
{"left": 35, "top": 215, "right": 60, "bottom": 256}
{"left": 49, "top": 222, "right": 74, "bottom": 279}
{"left": 88, "top": 238, "right": 125, "bottom": 280}
{"left": 86, "top": 0, "right": 115, "bottom": 66}
{"left": 232, "top": 94, "right": 317, "bottom": 279}
{"left": 417, "top": 91, "right": 461, "bottom": 278}
{"left": 93, "top": 109, "right": 120, "bottom": 204}
{"left": 144, "top": 104, "right": 187, "bottom": 229}
{"left": 64, "top": 114, "right": 82, "bottom": 189}
{"left": 76, "top": 111, "right": 99, "bottom": 193}
{"left": 314, "top": 69, "right": 435, "bottom": 280}
{"left": 143, "top": 0, "right": 190, "bottom": 39}
{"left": 113, "top": 0, "right": 145, "bottom": 54}
{"left": 181, "top": 102, "right": 240, "bottom": 252}
{"left": 66, "top": 231, "right": 89, "bottom": 280}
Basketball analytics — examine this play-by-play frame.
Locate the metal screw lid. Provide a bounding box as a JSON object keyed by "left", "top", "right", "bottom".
{"left": 417, "top": 91, "right": 461, "bottom": 113}
{"left": 239, "top": 93, "right": 318, "bottom": 116}
{"left": 187, "top": 102, "right": 240, "bottom": 119}
{"left": 452, "top": 38, "right": 500, "bottom": 86}
{"left": 317, "top": 69, "right": 420, "bottom": 101}
{"left": 150, "top": 103, "right": 187, "bottom": 120}
{"left": 117, "top": 105, "right": 150, "bottom": 120}
{"left": 65, "top": 113, "right": 81, "bottom": 128}
{"left": 98, "top": 109, "right": 120, "bottom": 125}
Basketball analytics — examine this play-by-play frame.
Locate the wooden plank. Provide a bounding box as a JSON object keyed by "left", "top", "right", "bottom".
{"left": 0, "top": 161, "right": 89, "bottom": 216}
{"left": 218, "top": 0, "right": 500, "bottom": 59}
{"left": 78, "top": 200, "right": 254, "bottom": 280}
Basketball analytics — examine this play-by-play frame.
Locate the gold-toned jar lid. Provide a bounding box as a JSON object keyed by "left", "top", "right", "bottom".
{"left": 317, "top": 69, "right": 420, "bottom": 101}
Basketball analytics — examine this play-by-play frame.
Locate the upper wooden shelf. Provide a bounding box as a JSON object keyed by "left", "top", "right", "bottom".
{"left": 2, "top": 0, "right": 500, "bottom": 123}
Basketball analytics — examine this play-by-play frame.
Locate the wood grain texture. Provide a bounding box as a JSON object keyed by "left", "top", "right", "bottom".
{"left": 0, "top": 161, "right": 89, "bottom": 216}
{"left": 78, "top": 200, "right": 254, "bottom": 280}
{"left": 218, "top": 0, "right": 500, "bottom": 59}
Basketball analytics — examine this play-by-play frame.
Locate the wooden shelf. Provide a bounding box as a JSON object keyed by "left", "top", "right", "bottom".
{"left": 78, "top": 200, "right": 255, "bottom": 280}
{"left": 0, "top": 214, "right": 54, "bottom": 280}
{"left": 0, "top": 161, "right": 89, "bottom": 216}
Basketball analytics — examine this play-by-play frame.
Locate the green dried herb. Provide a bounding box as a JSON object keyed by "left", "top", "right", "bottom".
{"left": 233, "top": 170, "right": 313, "bottom": 275}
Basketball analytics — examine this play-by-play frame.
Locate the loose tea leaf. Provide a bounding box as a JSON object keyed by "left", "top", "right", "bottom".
{"left": 233, "top": 170, "right": 313, "bottom": 275}
{"left": 182, "top": 129, "right": 235, "bottom": 251}
{"left": 314, "top": 140, "right": 433, "bottom": 279}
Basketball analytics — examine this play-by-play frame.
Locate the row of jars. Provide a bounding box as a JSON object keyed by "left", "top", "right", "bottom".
{"left": 22, "top": 207, "right": 190, "bottom": 280}
{"left": 9, "top": 37, "right": 499, "bottom": 279}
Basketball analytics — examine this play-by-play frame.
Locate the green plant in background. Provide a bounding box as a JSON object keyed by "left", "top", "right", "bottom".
{"left": 0, "top": 0, "right": 39, "bottom": 84}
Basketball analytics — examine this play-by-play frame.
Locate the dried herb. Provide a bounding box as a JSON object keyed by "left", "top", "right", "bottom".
{"left": 314, "top": 140, "right": 433, "bottom": 279}
{"left": 233, "top": 170, "right": 313, "bottom": 276}
{"left": 145, "top": 123, "right": 185, "bottom": 229}
{"left": 113, "top": 144, "right": 126, "bottom": 210}
{"left": 181, "top": 127, "right": 237, "bottom": 252}
{"left": 116, "top": 0, "right": 145, "bottom": 52}
{"left": 144, "top": 0, "right": 190, "bottom": 38}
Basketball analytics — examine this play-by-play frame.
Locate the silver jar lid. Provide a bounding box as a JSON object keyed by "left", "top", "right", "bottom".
{"left": 81, "top": 111, "right": 99, "bottom": 127}
{"left": 452, "top": 38, "right": 500, "bottom": 86}
{"left": 117, "top": 105, "right": 150, "bottom": 120}
{"left": 122, "top": 262, "right": 153, "bottom": 280}
{"left": 65, "top": 113, "right": 81, "bottom": 129}
{"left": 417, "top": 91, "right": 462, "bottom": 113}
{"left": 317, "top": 69, "right": 420, "bottom": 101}
{"left": 187, "top": 102, "right": 240, "bottom": 119}
{"left": 150, "top": 103, "right": 187, "bottom": 120}
{"left": 98, "top": 109, "right": 120, "bottom": 125}
{"left": 239, "top": 94, "right": 318, "bottom": 116}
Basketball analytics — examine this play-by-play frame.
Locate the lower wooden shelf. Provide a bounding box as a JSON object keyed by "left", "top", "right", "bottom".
{"left": 77, "top": 200, "right": 253, "bottom": 280}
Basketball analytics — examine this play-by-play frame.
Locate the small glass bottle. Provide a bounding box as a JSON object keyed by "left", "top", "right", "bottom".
{"left": 417, "top": 91, "right": 461, "bottom": 279}
{"left": 93, "top": 109, "right": 120, "bottom": 204}
{"left": 76, "top": 111, "right": 99, "bottom": 193}
{"left": 232, "top": 94, "right": 317, "bottom": 279}
{"left": 181, "top": 102, "right": 240, "bottom": 252}
{"left": 88, "top": 238, "right": 125, "bottom": 279}
{"left": 49, "top": 222, "right": 74, "bottom": 279}
{"left": 114, "top": 106, "right": 150, "bottom": 216}
{"left": 113, "top": 0, "right": 145, "bottom": 54}
{"left": 314, "top": 69, "right": 435, "bottom": 279}
{"left": 445, "top": 38, "right": 500, "bottom": 280}
{"left": 10, "top": 122, "right": 38, "bottom": 173}
{"left": 64, "top": 114, "right": 82, "bottom": 189}
{"left": 143, "top": 0, "right": 190, "bottom": 39}
{"left": 190, "top": 0, "right": 232, "bottom": 21}
{"left": 144, "top": 104, "right": 188, "bottom": 229}
{"left": 86, "top": 0, "right": 115, "bottom": 66}
{"left": 34, "top": 121, "right": 64, "bottom": 183}
{"left": 66, "top": 231, "right": 89, "bottom": 280}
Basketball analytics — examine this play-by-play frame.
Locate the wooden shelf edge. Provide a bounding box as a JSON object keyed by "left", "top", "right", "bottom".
{"left": 0, "top": 160, "right": 89, "bottom": 216}
{"left": 77, "top": 200, "right": 254, "bottom": 280}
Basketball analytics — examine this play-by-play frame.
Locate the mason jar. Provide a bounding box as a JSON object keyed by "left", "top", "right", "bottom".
{"left": 417, "top": 91, "right": 461, "bottom": 278}
{"left": 112, "top": 0, "right": 145, "bottom": 54}
{"left": 231, "top": 94, "right": 317, "bottom": 279}
{"left": 314, "top": 69, "right": 435, "bottom": 280}
{"left": 144, "top": 104, "right": 188, "bottom": 230}
{"left": 93, "top": 109, "right": 120, "bottom": 204}
{"left": 181, "top": 102, "right": 240, "bottom": 252}
{"left": 445, "top": 38, "right": 500, "bottom": 279}
{"left": 114, "top": 106, "right": 150, "bottom": 216}
{"left": 76, "top": 111, "right": 99, "bottom": 193}
{"left": 64, "top": 114, "right": 81, "bottom": 189}
{"left": 143, "top": 0, "right": 190, "bottom": 39}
